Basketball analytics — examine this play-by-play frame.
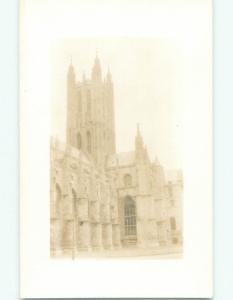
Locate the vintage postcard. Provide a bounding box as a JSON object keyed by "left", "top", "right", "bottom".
{"left": 50, "top": 38, "right": 183, "bottom": 259}
{"left": 20, "top": 0, "right": 213, "bottom": 298}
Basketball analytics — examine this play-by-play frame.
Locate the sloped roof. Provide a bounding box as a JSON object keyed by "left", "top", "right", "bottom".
{"left": 50, "top": 137, "right": 90, "bottom": 164}
{"left": 107, "top": 151, "right": 135, "bottom": 168}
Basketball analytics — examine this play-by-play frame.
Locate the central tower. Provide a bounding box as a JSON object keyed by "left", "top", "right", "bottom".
{"left": 66, "top": 55, "right": 116, "bottom": 169}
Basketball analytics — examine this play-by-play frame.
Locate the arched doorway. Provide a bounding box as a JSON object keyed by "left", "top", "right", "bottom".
{"left": 124, "top": 196, "right": 137, "bottom": 237}
{"left": 170, "top": 217, "right": 176, "bottom": 230}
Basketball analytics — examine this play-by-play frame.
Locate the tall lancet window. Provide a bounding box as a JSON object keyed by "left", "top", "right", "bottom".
{"left": 87, "top": 131, "right": 91, "bottom": 153}
{"left": 170, "top": 217, "right": 176, "bottom": 230}
{"left": 78, "top": 92, "right": 82, "bottom": 112}
{"left": 124, "top": 174, "right": 132, "bottom": 187}
{"left": 86, "top": 90, "right": 91, "bottom": 114}
{"left": 77, "top": 133, "right": 82, "bottom": 150}
{"left": 124, "top": 196, "right": 137, "bottom": 236}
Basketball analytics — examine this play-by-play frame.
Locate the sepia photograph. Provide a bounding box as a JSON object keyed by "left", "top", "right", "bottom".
{"left": 50, "top": 38, "right": 183, "bottom": 259}
{"left": 20, "top": 0, "right": 212, "bottom": 297}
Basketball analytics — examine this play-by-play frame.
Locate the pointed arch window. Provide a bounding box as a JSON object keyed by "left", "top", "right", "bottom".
{"left": 87, "top": 90, "right": 91, "bottom": 114}
{"left": 124, "top": 196, "right": 137, "bottom": 236}
{"left": 77, "top": 133, "right": 82, "bottom": 150}
{"left": 87, "top": 131, "right": 91, "bottom": 153}
{"left": 124, "top": 174, "right": 132, "bottom": 187}
{"left": 78, "top": 92, "right": 82, "bottom": 112}
{"left": 170, "top": 217, "right": 176, "bottom": 230}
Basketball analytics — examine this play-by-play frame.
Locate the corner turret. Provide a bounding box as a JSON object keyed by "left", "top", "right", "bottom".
{"left": 91, "top": 53, "right": 102, "bottom": 82}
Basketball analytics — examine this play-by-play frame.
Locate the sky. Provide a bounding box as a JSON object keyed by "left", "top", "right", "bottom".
{"left": 51, "top": 38, "right": 184, "bottom": 169}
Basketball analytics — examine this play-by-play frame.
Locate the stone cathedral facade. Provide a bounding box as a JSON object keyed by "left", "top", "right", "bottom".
{"left": 50, "top": 55, "right": 183, "bottom": 257}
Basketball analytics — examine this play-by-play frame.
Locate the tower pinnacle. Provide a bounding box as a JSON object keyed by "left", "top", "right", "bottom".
{"left": 106, "top": 66, "right": 112, "bottom": 82}
{"left": 135, "top": 123, "right": 144, "bottom": 150}
{"left": 67, "top": 58, "right": 75, "bottom": 84}
{"left": 92, "top": 54, "right": 102, "bottom": 82}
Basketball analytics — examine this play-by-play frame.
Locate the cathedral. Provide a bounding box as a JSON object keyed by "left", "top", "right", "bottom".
{"left": 50, "top": 55, "right": 183, "bottom": 258}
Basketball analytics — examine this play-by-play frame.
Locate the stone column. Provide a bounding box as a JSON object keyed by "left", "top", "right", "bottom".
{"left": 78, "top": 221, "right": 90, "bottom": 251}
{"left": 136, "top": 218, "right": 146, "bottom": 248}
{"left": 77, "top": 198, "right": 90, "bottom": 251}
{"left": 61, "top": 219, "right": 74, "bottom": 256}
{"left": 50, "top": 218, "right": 62, "bottom": 257}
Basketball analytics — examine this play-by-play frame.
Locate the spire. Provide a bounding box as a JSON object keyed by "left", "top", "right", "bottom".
{"left": 67, "top": 58, "right": 75, "bottom": 84}
{"left": 92, "top": 53, "right": 102, "bottom": 82}
{"left": 106, "top": 66, "right": 112, "bottom": 82}
{"left": 135, "top": 124, "right": 145, "bottom": 163}
{"left": 143, "top": 145, "right": 151, "bottom": 163}
{"left": 154, "top": 156, "right": 160, "bottom": 166}
{"left": 135, "top": 123, "right": 144, "bottom": 150}
{"left": 136, "top": 123, "right": 143, "bottom": 142}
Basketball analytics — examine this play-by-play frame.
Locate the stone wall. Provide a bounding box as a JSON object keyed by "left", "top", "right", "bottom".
{"left": 50, "top": 138, "right": 121, "bottom": 257}
{"left": 50, "top": 138, "right": 183, "bottom": 256}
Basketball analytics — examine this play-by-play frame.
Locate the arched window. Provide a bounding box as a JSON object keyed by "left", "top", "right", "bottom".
{"left": 77, "top": 133, "right": 82, "bottom": 149}
{"left": 72, "top": 188, "right": 77, "bottom": 199}
{"left": 87, "top": 131, "right": 91, "bottom": 153}
{"left": 124, "top": 196, "right": 137, "bottom": 236}
{"left": 87, "top": 90, "right": 91, "bottom": 113}
{"left": 170, "top": 217, "right": 176, "bottom": 230}
{"left": 55, "top": 184, "right": 62, "bottom": 216}
{"left": 124, "top": 174, "right": 132, "bottom": 187}
{"left": 78, "top": 92, "right": 82, "bottom": 112}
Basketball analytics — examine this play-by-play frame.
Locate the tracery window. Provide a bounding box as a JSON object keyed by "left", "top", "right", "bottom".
{"left": 124, "top": 196, "right": 137, "bottom": 236}
{"left": 78, "top": 92, "right": 82, "bottom": 112}
{"left": 124, "top": 174, "right": 132, "bottom": 187}
{"left": 170, "top": 217, "right": 176, "bottom": 230}
{"left": 87, "top": 90, "right": 91, "bottom": 113}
